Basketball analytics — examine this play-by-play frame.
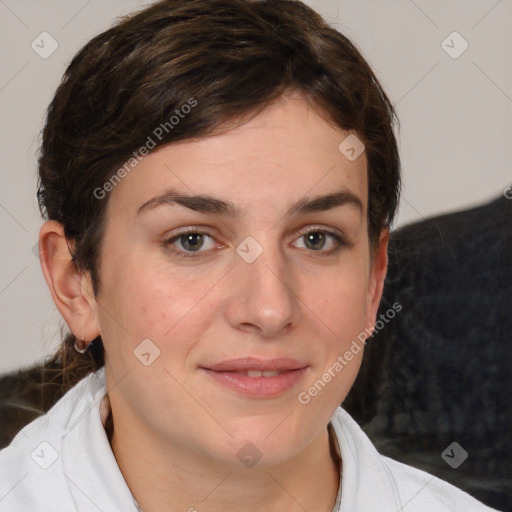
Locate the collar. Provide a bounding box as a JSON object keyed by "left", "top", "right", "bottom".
{"left": 63, "top": 368, "right": 404, "bottom": 511}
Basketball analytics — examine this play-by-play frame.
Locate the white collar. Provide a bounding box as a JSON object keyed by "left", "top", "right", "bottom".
{"left": 77, "top": 367, "right": 398, "bottom": 511}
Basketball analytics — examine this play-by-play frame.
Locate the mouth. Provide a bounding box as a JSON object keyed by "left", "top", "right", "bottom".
{"left": 229, "top": 370, "right": 284, "bottom": 377}
{"left": 200, "top": 358, "right": 309, "bottom": 398}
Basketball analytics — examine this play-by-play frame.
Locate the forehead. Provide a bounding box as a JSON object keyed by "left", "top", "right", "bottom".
{"left": 105, "top": 94, "right": 368, "bottom": 222}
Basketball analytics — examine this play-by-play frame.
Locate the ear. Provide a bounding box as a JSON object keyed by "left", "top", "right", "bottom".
{"left": 38, "top": 220, "right": 100, "bottom": 342}
{"left": 366, "top": 229, "right": 389, "bottom": 324}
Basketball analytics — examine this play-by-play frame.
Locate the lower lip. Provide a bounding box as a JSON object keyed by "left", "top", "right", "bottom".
{"left": 201, "top": 368, "right": 308, "bottom": 398}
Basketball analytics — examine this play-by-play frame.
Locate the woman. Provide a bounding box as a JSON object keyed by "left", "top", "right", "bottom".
{"left": 0, "top": 0, "right": 500, "bottom": 510}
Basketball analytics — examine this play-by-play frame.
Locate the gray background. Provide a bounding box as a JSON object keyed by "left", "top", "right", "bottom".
{"left": 1, "top": 0, "right": 511, "bottom": 373}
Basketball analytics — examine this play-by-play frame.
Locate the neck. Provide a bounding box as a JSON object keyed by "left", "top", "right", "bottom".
{"left": 108, "top": 410, "right": 341, "bottom": 512}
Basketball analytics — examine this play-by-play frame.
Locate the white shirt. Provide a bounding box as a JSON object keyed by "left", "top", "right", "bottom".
{"left": 0, "top": 367, "right": 499, "bottom": 512}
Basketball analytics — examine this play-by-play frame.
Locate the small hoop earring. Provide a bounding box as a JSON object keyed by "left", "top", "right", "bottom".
{"left": 74, "top": 333, "right": 89, "bottom": 354}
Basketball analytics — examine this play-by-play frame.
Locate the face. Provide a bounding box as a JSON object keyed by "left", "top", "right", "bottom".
{"left": 90, "top": 92, "right": 387, "bottom": 467}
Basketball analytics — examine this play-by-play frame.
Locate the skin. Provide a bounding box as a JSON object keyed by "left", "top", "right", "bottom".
{"left": 40, "top": 92, "right": 389, "bottom": 512}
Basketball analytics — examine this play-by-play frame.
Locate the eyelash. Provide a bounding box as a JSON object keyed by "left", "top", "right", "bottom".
{"left": 161, "top": 227, "right": 346, "bottom": 259}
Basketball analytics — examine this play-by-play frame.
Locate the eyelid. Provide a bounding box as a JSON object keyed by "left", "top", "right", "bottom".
{"left": 293, "top": 224, "right": 346, "bottom": 240}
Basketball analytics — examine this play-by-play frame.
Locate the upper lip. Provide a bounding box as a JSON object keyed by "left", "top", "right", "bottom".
{"left": 202, "top": 357, "right": 308, "bottom": 372}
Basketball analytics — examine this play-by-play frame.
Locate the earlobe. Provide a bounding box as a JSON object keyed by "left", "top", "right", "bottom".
{"left": 38, "top": 220, "right": 100, "bottom": 342}
{"left": 367, "top": 229, "right": 390, "bottom": 323}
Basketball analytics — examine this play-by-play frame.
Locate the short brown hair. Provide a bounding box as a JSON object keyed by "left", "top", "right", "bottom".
{"left": 37, "top": 0, "right": 401, "bottom": 389}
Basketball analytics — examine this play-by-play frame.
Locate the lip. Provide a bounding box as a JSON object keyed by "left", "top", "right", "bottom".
{"left": 204, "top": 357, "right": 307, "bottom": 372}
{"left": 200, "top": 357, "right": 309, "bottom": 398}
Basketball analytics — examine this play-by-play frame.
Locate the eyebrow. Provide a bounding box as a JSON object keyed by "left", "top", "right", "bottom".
{"left": 136, "top": 187, "right": 363, "bottom": 219}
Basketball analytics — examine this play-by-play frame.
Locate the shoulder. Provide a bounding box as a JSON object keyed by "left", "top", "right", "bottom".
{"left": 329, "top": 407, "right": 499, "bottom": 512}
{"left": 0, "top": 369, "right": 107, "bottom": 511}
{"left": 380, "top": 455, "right": 499, "bottom": 512}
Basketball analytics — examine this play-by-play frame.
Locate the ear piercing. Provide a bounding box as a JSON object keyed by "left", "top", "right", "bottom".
{"left": 74, "top": 333, "right": 90, "bottom": 354}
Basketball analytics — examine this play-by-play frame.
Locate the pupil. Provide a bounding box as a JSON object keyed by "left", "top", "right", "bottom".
{"left": 305, "top": 232, "right": 325, "bottom": 250}
{"left": 183, "top": 233, "right": 202, "bottom": 251}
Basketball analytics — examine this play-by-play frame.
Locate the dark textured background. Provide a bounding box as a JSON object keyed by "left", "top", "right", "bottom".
{"left": 345, "top": 193, "right": 512, "bottom": 510}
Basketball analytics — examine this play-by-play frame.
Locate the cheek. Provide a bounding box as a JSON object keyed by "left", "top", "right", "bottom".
{"left": 298, "top": 255, "right": 370, "bottom": 397}
{"left": 98, "top": 255, "right": 219, "bottom": 359}
{"left": 304, "top": 260, "right": 370, "bottom": 334}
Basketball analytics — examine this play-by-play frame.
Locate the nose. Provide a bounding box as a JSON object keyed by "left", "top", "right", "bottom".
{"left": 224, "top": 239, "right": 301, "bottom": 339}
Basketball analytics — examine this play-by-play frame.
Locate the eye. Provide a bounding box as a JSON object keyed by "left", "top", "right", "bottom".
{"left": 293, "top": 228, "right": 345, "bottom": 256}
{"left": 162, "top": 230, "right": 217, "bottom": 258}
{"left": 162, "top": 226, "right": 347, "bottom": 260}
